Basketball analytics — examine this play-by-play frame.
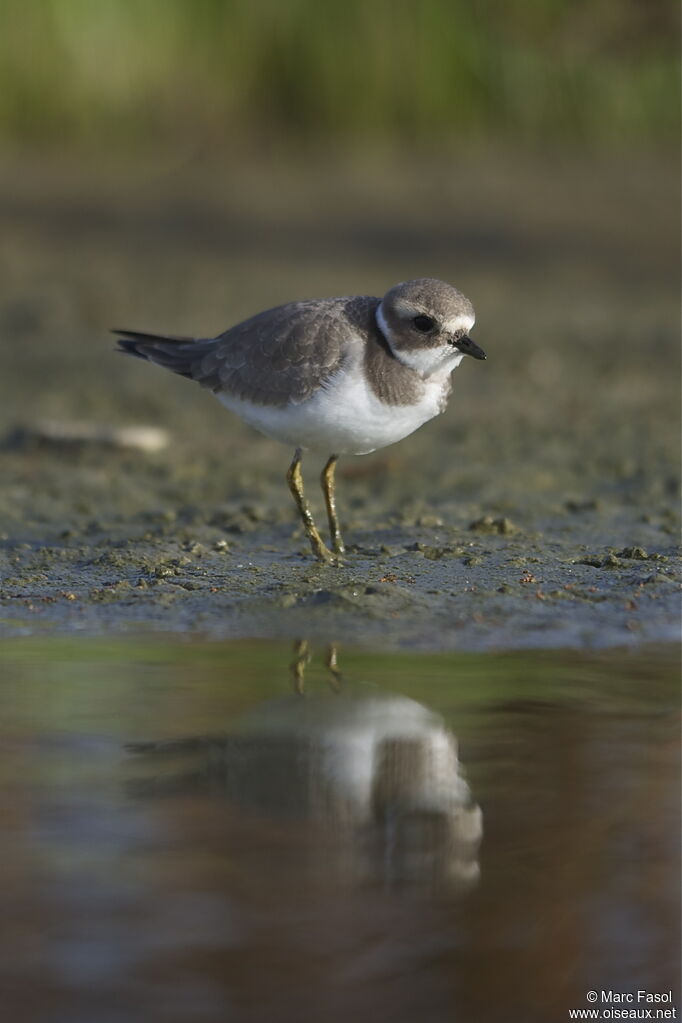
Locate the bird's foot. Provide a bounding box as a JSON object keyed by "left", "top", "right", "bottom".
{"left": 330, "top": 535, "right": 345, "bottom": 557}
{"left": 309, "top": 535, "right": 341, "bottom": 565}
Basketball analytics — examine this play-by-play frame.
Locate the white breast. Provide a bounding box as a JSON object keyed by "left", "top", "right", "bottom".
{"left": 216, "top": 360, "right": 457, "bottom": 455}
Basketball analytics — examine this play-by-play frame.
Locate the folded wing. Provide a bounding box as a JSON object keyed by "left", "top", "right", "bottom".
{"left": 114, "top": 296, "right": 375, "bottom": 408}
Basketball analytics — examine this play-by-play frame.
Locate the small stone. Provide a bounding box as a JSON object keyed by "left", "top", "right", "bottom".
{"left": 469, "top": 515, "right": 518, "bottom": 535}
{"left": 5, "top": 419, "right": 169, "bottom": 453}
{"left": 578, "top": 554, "right": 623, "bottom": 569}
{"left": 182, "top": 541, "right": 207, "bottom": 556}
{"left": 153, "top": 565, "right": 174, "bottom": 578}
{"left": 617, "top": 546, "right": 648, "bottom": 560}
{"left": 601, "top": 554, "right": 622, "bottom": 568}
{"left": 416, "top": 514, "right": 444, "bottom": 528}
{"left": 564, "top": 499, "right": 598, "bottom": 513}
{"left": 421, "top": 546, "right": 445, "bottom": 560}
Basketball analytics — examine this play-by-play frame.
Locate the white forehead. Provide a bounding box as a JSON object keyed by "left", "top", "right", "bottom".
{"left": 443, "top": 312, "right": 475, "bottom": 333}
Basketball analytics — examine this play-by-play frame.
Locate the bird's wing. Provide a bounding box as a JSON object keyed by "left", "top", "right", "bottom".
{"left": 114, "top": 296, "right": 377, "bottom": 407}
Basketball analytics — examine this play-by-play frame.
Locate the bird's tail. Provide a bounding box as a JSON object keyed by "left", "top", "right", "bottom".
{"left": 113, "top": 329, "right": 210, "bottom": 380}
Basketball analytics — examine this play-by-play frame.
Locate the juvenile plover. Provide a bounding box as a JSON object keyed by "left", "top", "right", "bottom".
{"left": 115, "top": 278, "right": 485, "bottom": 563}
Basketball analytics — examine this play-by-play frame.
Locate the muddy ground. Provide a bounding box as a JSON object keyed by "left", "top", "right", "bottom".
{"left": 0, "top": 152, "right": 679, "bottom": 650}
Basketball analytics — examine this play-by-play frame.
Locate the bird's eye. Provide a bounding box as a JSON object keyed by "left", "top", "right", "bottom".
{"left": 413, "top": 315, "right": 434, "bottom": 333}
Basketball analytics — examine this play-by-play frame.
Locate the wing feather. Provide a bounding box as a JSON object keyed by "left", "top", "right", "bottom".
{"left": 115, "top": 296, "right": 378, "bottom": 407}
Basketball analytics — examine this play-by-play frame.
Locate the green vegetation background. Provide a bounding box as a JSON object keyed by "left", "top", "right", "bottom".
{"left": 1, "top": 0, "right": 678, "bottom": 150}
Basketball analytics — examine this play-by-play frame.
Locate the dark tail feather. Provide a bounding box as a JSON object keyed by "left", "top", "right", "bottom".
{"left": 113, "top": 328, "right": 195, "bottom": 355}
{"left": 112, "top": 329, "right": 207, "bottom": 379}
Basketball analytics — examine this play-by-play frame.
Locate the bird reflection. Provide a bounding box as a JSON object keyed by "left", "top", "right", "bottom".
{"left": 128, "top": 641, "right": 482, "bottom": 892}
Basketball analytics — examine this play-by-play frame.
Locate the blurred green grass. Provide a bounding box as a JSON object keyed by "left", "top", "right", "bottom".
{"left": 0, "top": 0, "right": 678, "bottom": 150}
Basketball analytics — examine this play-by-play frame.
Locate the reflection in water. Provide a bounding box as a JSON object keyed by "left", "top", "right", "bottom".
{"left": 129, "top": 641, "right": 482, "bottom": 892}
{"left": 2, "top": 640, "right": 678, "bottom": 1023}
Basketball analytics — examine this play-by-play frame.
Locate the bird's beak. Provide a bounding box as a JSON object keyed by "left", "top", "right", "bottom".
{"left": 452, "top": 334, "right": 486, "bottom": 360}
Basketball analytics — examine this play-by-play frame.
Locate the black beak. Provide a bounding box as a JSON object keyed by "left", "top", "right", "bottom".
{"left": 452, "top": 334, "right": 486, "bottom": 360}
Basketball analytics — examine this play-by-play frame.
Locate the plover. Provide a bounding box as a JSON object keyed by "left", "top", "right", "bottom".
{"left": 115, "top": 278, "right": 485, "bottom": 563}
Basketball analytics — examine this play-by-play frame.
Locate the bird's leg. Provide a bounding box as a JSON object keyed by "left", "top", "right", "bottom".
{"left": 286, "top": 449, "right": 334, "bottom": 563}
{"left": 290, "top": 638, "right": 311, "bottom": 695}
{"left": 324, "top": 643, "right": 343, "bottom": 692}
{"left": 320, "top": 454, "right": 345, "bottom": 555}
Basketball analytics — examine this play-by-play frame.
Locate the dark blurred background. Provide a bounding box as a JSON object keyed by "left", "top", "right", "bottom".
{"left": 0, "top": 0, "right": 679, "bottom": 527}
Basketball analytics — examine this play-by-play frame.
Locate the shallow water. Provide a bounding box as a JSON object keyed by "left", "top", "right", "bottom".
{"left": 1, "top": 638, "right": 679, "bottom": 1022}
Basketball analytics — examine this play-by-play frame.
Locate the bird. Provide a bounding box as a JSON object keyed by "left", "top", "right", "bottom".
{"left": 114, "top": 277, "right": 486, "bottom": 564}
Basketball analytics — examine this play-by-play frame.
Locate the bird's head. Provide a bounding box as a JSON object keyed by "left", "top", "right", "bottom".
{"left": 376, "top": 278, "right": 485, "bottom": 377}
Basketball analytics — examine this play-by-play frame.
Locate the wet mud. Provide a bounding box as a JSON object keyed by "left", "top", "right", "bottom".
{"left": 0, "top": 154, "right": 679, "bottom": 650}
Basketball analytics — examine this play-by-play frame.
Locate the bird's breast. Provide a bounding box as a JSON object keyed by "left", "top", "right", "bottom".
{"left": 216, "top": 359, "right": 454, "bottom": 456}
{"left": 302, "top": 362, "right": 450, "bottom": 454}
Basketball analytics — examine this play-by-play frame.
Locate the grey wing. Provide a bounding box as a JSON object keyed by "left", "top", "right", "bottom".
{"left": 115, "top": 298, "right": 359, "bottom": 408}
{"left": 201, "top": 299, "right": 359, "bottom": 406}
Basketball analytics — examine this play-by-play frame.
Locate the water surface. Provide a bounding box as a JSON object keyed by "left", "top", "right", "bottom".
{"left": 1, "top": 639, "right": 679, "bottom": 1022}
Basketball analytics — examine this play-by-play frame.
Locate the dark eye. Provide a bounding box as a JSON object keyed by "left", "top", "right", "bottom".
{"left": 413, "top": 315, "right": 434, "bottom": 333}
